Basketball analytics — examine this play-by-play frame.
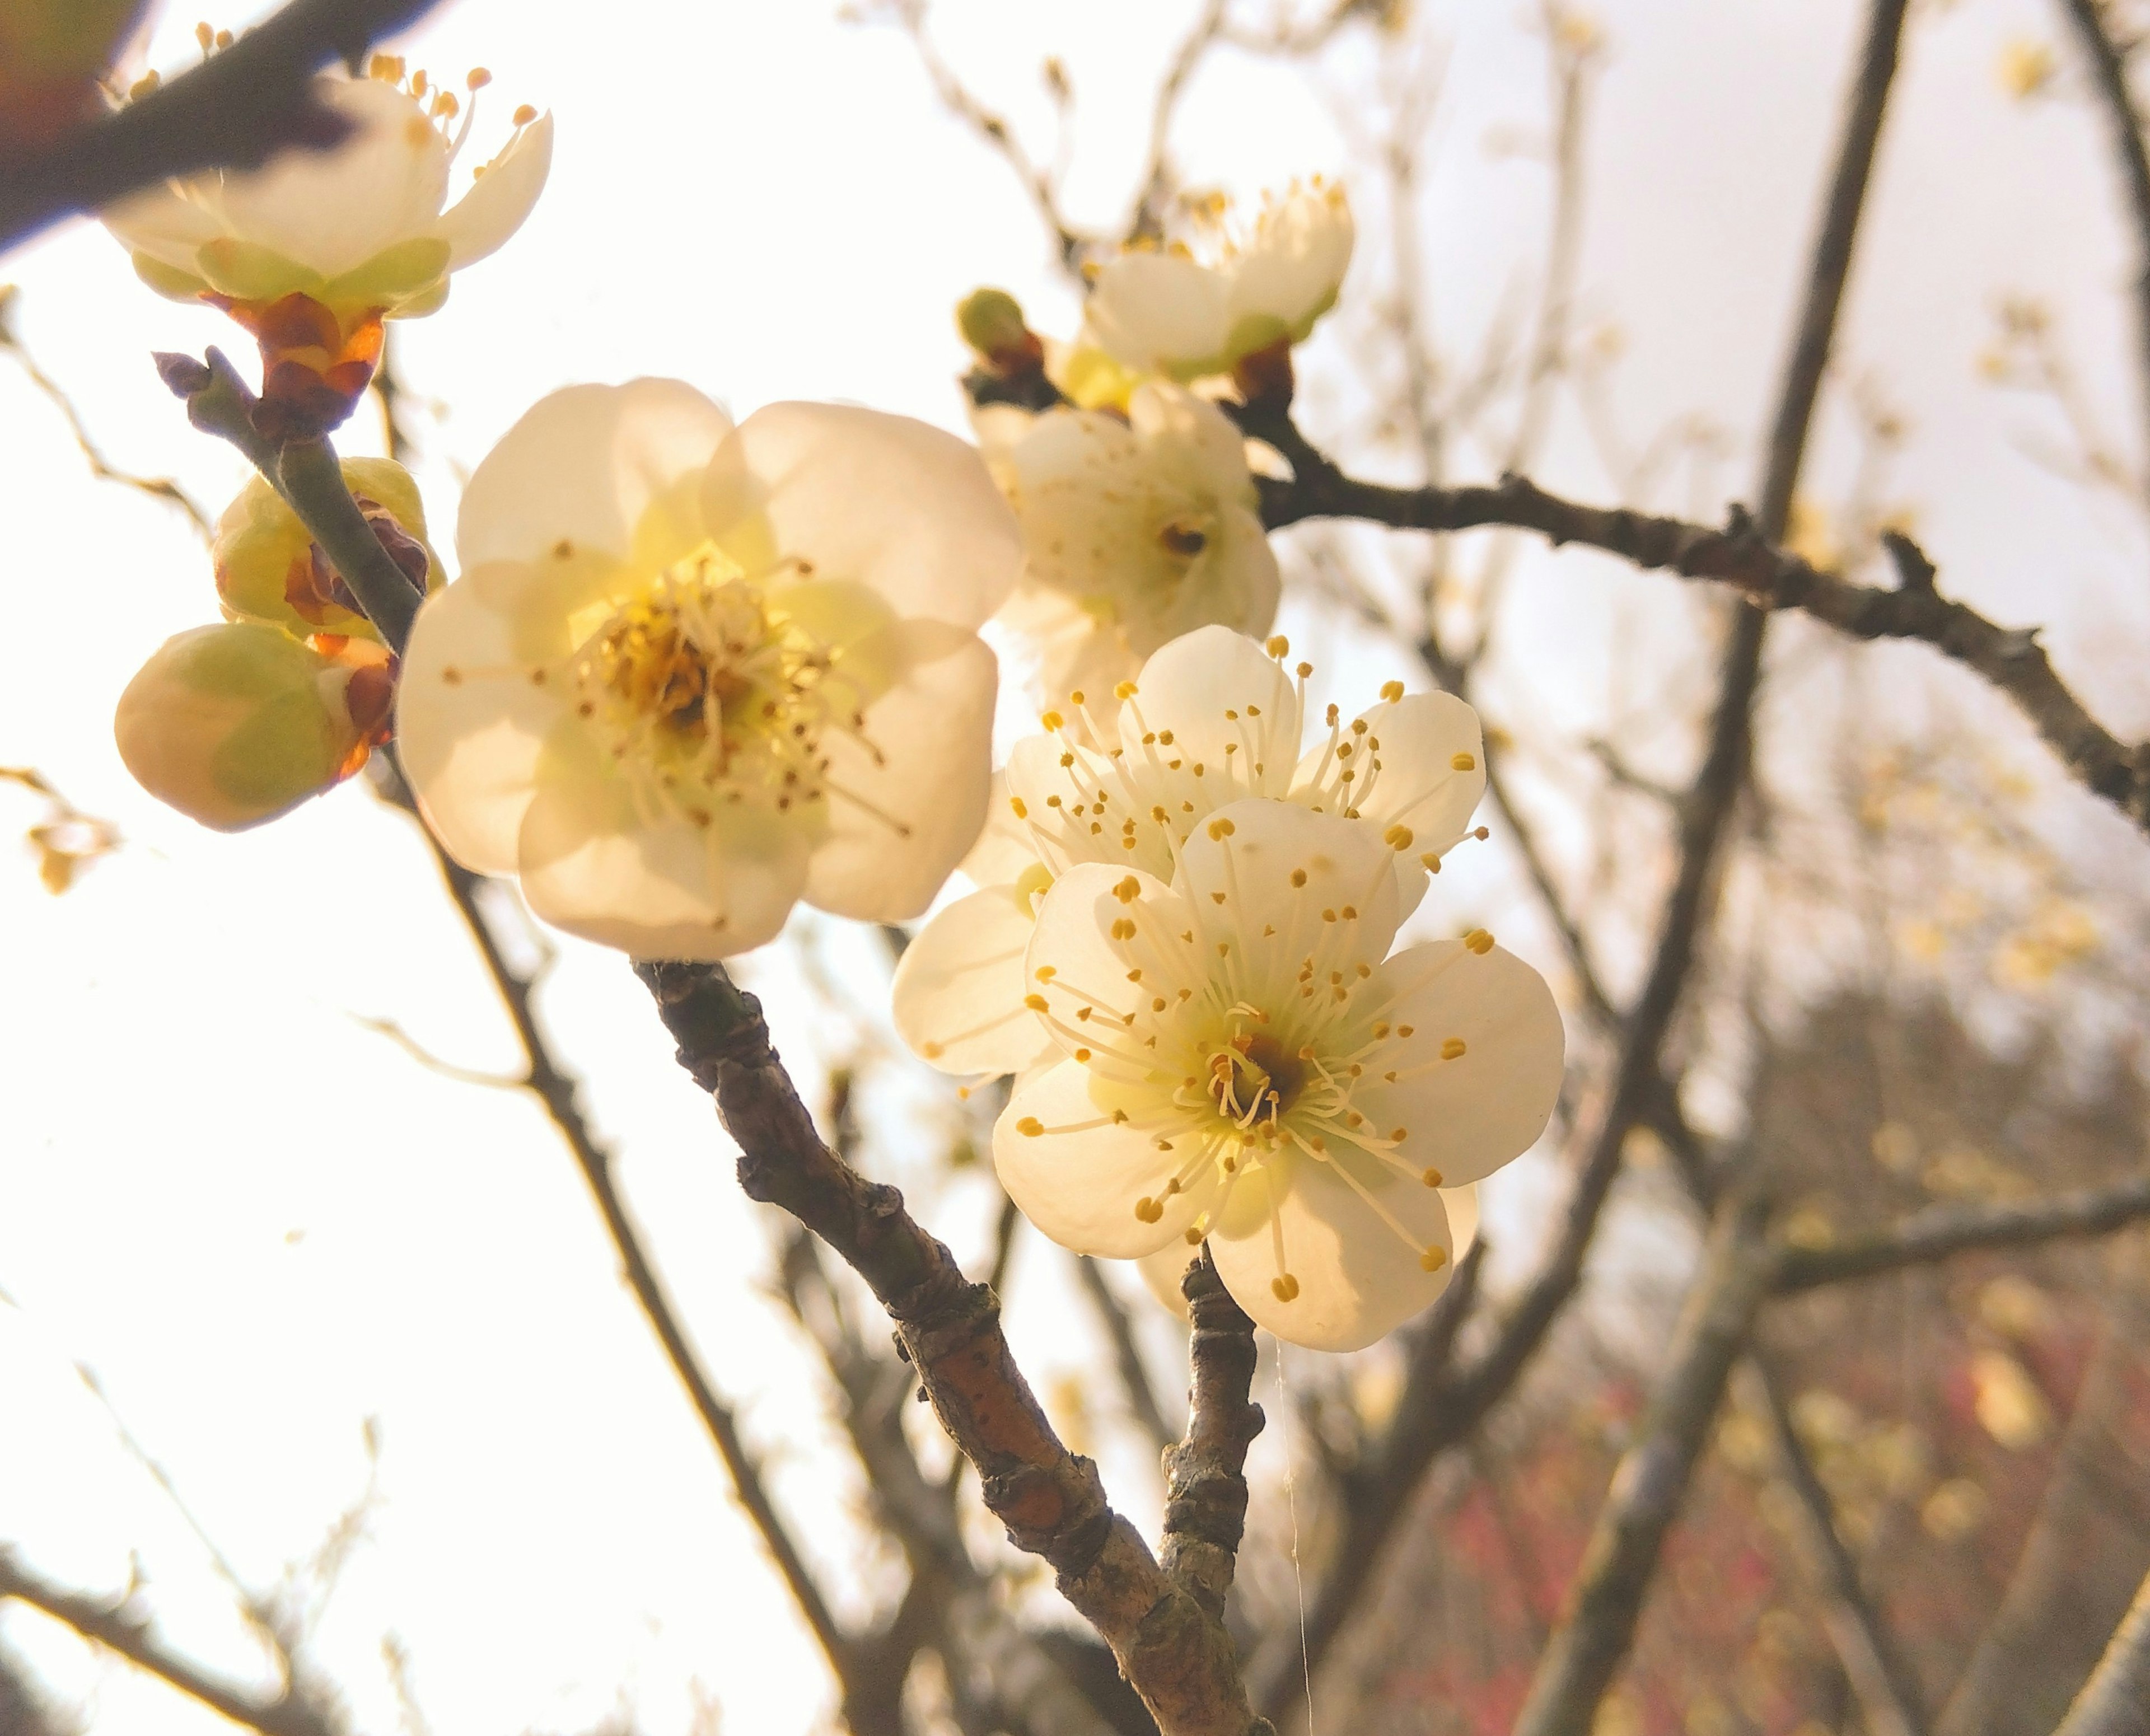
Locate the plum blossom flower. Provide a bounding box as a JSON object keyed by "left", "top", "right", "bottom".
{"left": 978, "top": 383, "right": 1279, "bottom": 701}
{"left": 103, "top": 60, "right": 551, "bottom": 428}
{"left": 891, "top": 625, "right": 1488, "bottom": 1079}
{"left": 992, "top": 798, "right": 1563, "bottom": 1350}
{"left": 396, "top": 379, "right": 1021, "bottom": 960}
{"left": 1084, "top": 181, "right": 1353, "bottom": 382}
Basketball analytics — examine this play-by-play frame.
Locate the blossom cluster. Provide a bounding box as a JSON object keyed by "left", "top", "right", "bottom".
{"left": 97, "top": 56, "right": 1563, "bottom": 1349}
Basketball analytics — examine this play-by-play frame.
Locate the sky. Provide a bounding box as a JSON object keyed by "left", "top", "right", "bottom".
{"left": 2, "top": 1, "right": 2146, "bottom": 1733}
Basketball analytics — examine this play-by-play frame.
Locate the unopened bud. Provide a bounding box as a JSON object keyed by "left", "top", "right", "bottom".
{"left": 153, "top": 351, "right": 214, "bottom": 397}
{"left": 114, "top": 623, "right": 370, "bottom": 831}
{"left": 957, "top": 287, "right": 1041, "bottom": 373}
{"left": 213, "top": 457, "right": 441, "bottom": 639}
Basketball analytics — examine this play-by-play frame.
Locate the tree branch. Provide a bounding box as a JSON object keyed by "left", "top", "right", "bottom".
{"left": 2057, "top": 0, "right": 2150, "bottom": 504}
{"left": 1160, "top": 1251, "right": 1264, "bottom": 1621}
{"left": 1774, "top": 1174, "right": 2150, "bottom": 1291}
{"left": 0, "top": 0, "right": 445, "bottom": 258}
{"left": 635, "top": 960, "right": 1268, "bottom": 1736}
{"left": 2055, "top": 1564, "right": 2150, "bottom": 1736}
{"left": 1512, "top": 1201, "right": 1782, "bottom": 1736}
{"left": 0, "top": 1549, "right": 338, "bottom": 1736}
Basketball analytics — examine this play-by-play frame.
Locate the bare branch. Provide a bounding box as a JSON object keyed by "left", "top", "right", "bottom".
{"left": 2056, "top": 0, "right": 2150, "bottom": 503}
{"left": 2055, "top": 1565, "right": 2150, "bottom": 1736}
{"left": 1774, "top": 1175, "right": 2150, "bottom": 1291}
{"left": 1160, "top": 1250, "right": 1265, "bottom": 1620}
{"left": 1512, "top": 1201, "right": 1781, "bottom": 1736}
{"left": 0, "top": 1549, "right": 339, "bottom": 1736}
{"left": 636, "top": 959, "right": 1269, "bottom": 1736}
{"left": 1742, "top": 1354, "right": 1931, "bottom": 1736}
{"left": 0, "top": 0, "right": 445, "bottom": 258}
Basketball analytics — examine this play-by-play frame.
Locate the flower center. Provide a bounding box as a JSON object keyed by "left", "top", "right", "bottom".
{"left": 569, "top": 553, "right": 856, "bottom": 822}
{"left": 1208, "top": 1027, "right": 1303, "bottom": 1126}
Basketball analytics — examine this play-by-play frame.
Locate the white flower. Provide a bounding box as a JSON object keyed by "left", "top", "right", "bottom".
{"left": 105, "top": 68, "right": 551, "bottom": 317}
{"left": 892, "top": 625, "right": 1488, "bottom": 1079}
{"left": 397, "top": 379, "right": 1021, "bottom": 960}
{"left": 979, "top": 382, "right": 1279, "bottom": 701}
{"left": 1084, "top": 181, "right": 1354, "bottom": 381}
{"left": 992, "top": 797, "right": 1562, "bottom": 1351}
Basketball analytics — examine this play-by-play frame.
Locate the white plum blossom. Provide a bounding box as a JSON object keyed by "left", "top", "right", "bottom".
{"left": 978, "top": 383, "right": 1279, "bottom": 700}
{"left": 1084, "top": 181, "right": 1354, "bottom": 382}
{"left": 891, "top": 625, "right": 1489, "bottom": 1079}
{"left": 993, "top": 798, "right": 1563, "bottom": 1351}
{"left": 104, "top": 65, "right": 552, "bottom": 321}
{"left": 396, "top": 378, "right": 1021, "bottom": 960}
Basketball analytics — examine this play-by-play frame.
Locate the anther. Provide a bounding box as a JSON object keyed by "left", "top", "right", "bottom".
{"left": 1381, "top": 680, "right": 1405, "bottom": 703}
{"left": 1271, "top": 1274, "right": 1301, "bottom": 1302}
{"left": 1464, "top": 929, "right": 1494, "bottom": 955}
{"left": 1207, "top": 817, "right": 1235, "bottom": 840}
{"left": 1135, "top": 1197, "right": 1164, "bottom": 1223}
{"left": 1422, "top": 1167, "right": 1444, "bottom": 1187}
{"left": 1441, "top": 1038, "right": 1467, "bottom": 1059}
{"left": 1384, "top": 825, "right": 1414, "bottom": 850}
{"left": 1016, "top": 1118, "right": 1045, "bottom": 1136}
{"left": 1419, "top": 1247, "right": 1448, "bottom": 1272}
{"left": 1452, "top": 752, "right": 1476, "bottom": 771}
{"left": 1266, "top": 635, "right": 1290, "bottom": 657}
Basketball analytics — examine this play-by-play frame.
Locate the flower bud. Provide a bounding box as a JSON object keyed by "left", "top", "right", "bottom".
{"left": 213, "top": 457, "right": 442, "bottom": 640}
{"left": 114, "top": 623, "right": 368, "bottom": 831}
{"left": 957, "top": 287, "right": 1044, "bottom": 375}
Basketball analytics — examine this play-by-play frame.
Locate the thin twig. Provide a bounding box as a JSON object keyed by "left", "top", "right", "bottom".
{"left": 0, "top": 0, "right": 444, "bottom": 256}
{"left": 1743, "top": 1354, "right": 1931, "bottom": 1736}
{"left": 2057, "top": 0, "right": 2150, "bottom": 507}
{"left": 1774, "top": 1175, "right": 2150, "bottom": 1291}
{"left": 0, "top": 1549, "right": 339, "bottom": 1736}
{"left": 1076, "top": 1254, "right": 1181, "bottom": 1458}
{"left": 2055, "top": 1564, "right": 2150, "bottom": 1736}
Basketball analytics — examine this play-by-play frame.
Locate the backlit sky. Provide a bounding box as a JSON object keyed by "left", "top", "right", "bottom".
{"left": 2, "top": 1, "right": 2145, "bottom": 1732}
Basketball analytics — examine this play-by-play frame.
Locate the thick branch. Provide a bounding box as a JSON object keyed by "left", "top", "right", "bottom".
{"left": 0, "top": 0, "right": 443, "bottom": 258}
{"left": 636, "top": 960, "right": 1266, "bottom": 1736}
{"left": 1160, "top": 1251, "right": 1265, "bottom": 1620}
{"left": 0, "top": 1550, "right": 336, "bottom": 1736}
{"left": 1775, "top": 1175, "right": 2150, "bottom": 1290}
{"left": 2055, "top": 1565, "right": 2150, "bottom": 1736}
{"left": 1745, "top": 1355, "right": 1931, "bottom": 1736}
{"left": 2058, "top": 0, "right": 2150, "bottom": 502}
{"left": 1512, "top": 1204, "right": 1781, "bottom": 1736}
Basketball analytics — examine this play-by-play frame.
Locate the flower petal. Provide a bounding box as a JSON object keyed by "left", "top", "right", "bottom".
{"left": 1210, "top": 1156, "right": 1451, "bottom": 1351}
{"left": 1444, "top": 1183, "right": 1480, "bottom": 1261}
{"left": 890, "top": 885, "right": 1053, "bottom": 1077}
{"left": 1023, "top": 860, "right": 1175, "bottom": 1074}
{"left": 1226, "top": 183, "right": 1354, "bottom": 340}
{"left": 516, "top": 726, "right": 808, "bottom": 958}
{"left": 101, "top": 182, "right": 222, "bottom": 273}
{"left": 1118, "top": 624, "right": 1300, "bottom": 799}
{"left": 1322, "top": 690, "right": 1485, "bottom": 858}
{"left": 1174, "top": 798, "right": 1403, "bottom": 999}
{"left": 800, "top": 620, "right": 998, "bottom": 922}
{"left": 432, "top": 111, "right": 553, "bottom": 268}
{"left": 457, "top": 378, "right": 732, "bottom": 573}
{"left": 995, "top": 1058, "right": 1212, "bottom": 1258}
{"left": 709, "top": 402, "right": 1020, "bottom": 629}
{"left": 398, "top": 570, "right": 560, "bottom": 875}
{"left": 1086, "top": 251, "right": 1232, "bottom": 377}
{"left": 208, "top": 77, "right": 451, "bottom": 278}
{"left": 1137, "top": 1241, "right": 1200, "bottom": 1320}
{"left": 1350, "top": 940, "right": 1565, "bottom": 1188}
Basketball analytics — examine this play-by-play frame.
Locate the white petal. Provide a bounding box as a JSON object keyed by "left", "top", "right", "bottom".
{"left": 516, "top": 729, "right": 808, "bottom": 958}
{"left": 1443, "top": 1183, "right": 1480, "bottom": 1261}
{"left": 800, "top": 621, "right": 998, "bottom": 921}
{"left": 432, "top": 111, "right": 553, "bottom": 268}
{"left": 1210, "top": 1156, "right": 1451, "bottom": 1352}
{"left": 711, "top": 403, "right": 1020, "bottom": 629}
{"left": 1119, "top": 625, "right": 1300, "bottom": 798}
{"left": 1023, "top": 861, "right": 1175, "bottom": 1071}
{"left": 457, "top": 378, "right": 732, "bottom": 572}
{"left": 1001, "top": 730, "right": 1174, "bottom": 882}
{"left": 959, "top": 771, "right": 1046, "bottom": 886}
{"left": 101, "top": 182, "right": 222, "bottom": 273}
{"left": 995, "top": 1059, "right": 1212, "bottom": 1258}
{"left": 1086, "top": 252, "right": 1232, "bottom": 376}
{"left": 890, "top": 886, "right": 1053, "bottom": 1077}
{"left": 208, "top": 77, "right": 450, "bottom": 278}
{"left": 1350, "top": 940, "right": 1566, "bottom": 1188}
{"left": 1322, "top": 690, "right": 1485, "bottom": 858}
{"left": 1174, "top": 798, "right": 1402, "bottom": 1000}
{"left": 1228, "top": 184, "right": 1354, "bottom": 334}
{"left": 1126, "top": 384, "right": 1258, "bottom": 504}
{"left": 398, "top": 569, "right": 559, "bottom": 875}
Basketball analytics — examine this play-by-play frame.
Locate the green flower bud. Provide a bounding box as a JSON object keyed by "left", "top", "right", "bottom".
{"left": 213, "top": 457, "right": 443, "bottom": 642}
{"left": 956, "top": 288, "right": 1042, "bottom": 373}
{"left": 114, "top": 623, "right": 368, "bottom": 832}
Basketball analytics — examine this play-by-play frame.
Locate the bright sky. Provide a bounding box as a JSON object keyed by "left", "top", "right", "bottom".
{"left": 2, "top": 2, "right": 2144, "bottom": 1733}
